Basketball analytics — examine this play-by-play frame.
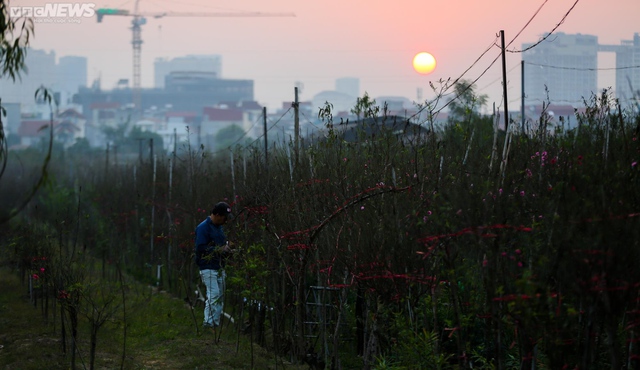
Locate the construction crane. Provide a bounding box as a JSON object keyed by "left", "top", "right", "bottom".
{"left": 96, "top": 0, "right": 295, "bottom": 114}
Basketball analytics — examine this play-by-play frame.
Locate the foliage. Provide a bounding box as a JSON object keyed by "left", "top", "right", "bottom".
{"left": 0, "top": 0, "right": 33, "bottom": 81}
{"left": 446, "top": 79, "right": 488, "bottom": 123}
{"left": 215, "top": 123, "right": 251, "bottom": 150}
{"left": 0, "top": 87, "right": 55, "bottom": 224}
{"left": 0, "top": 2, "right": 38, "bottom": 224}
{"left": 1, "top": 89, "right": 640, "bottom": 369}
{"left": 0, "top": 264, "right": 309, "bottom": 370}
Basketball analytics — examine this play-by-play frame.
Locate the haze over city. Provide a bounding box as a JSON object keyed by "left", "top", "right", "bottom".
{"left": 12, "top": 0, "right": 640, "bottom": 111}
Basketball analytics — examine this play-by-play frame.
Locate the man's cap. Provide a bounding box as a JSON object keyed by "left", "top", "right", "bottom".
{"left": 211, "top": 202, "right": 232, "bottom": 217}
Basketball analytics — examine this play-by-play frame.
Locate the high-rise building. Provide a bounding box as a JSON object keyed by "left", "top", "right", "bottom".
{"left": 0, "top": 48, "right": 57, "bottom": 111}
{"left": 614, "top": 33, "right": 640, "bottom": 102}
{"left": 154, "top": 55, "right": 222, "bottom": 89}
{"left": 522, "top": 32, "right": 598, "bottom": 105}
{"left": 0, "top": 49, "right": 87, "bottom": 111}
{"left": 57, "top": 55, "right": 87, "bottom": 104}
{"left": 335, "top": 77, "right": 360, "bottom": 98}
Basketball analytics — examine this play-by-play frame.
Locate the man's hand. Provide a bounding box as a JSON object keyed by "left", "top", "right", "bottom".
{"left": 223, "top": 241, "right": 240, "bottom": 253}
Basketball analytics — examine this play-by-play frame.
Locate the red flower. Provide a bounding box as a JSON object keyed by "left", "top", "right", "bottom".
{"left": 57, "top": 290, "right": 70, "bottom": 300}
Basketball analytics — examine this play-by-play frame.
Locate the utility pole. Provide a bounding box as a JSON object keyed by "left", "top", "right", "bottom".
{"left": 521, "top": 60, "right": 525, "bottom": 133}
{"left": 263, "top": 107, "right": 268, "bottom": 172}
{"left": 170, "top": 128, "right": 177, "bottom": 203}
{"left": 113, "top": 144, "right": 118, "bottom": 169}
{"left": 230, "top": 150, "right": 236, "bottom": 202}
{"left": 150, "top": 154, "right": 156, "bottom": 259}
{"left": 105, "top": 143, "right": 110, "bottom": 179}
{"left": 149, "top": 138, "right": 154, "bottom": 162}
{"left": 294, "top": 86, "right": 300, "bottom": 164}
{"left": 137, "top": 138, "right": 144, "bottom": 164}
{"left": 500, "top": 30, "right": 510, "bottom": 133}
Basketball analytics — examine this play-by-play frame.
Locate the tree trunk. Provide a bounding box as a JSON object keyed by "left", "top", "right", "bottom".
{"left": 70, "top": 306, "right": 78, "bottom": 370}
{"left": 355, "top": 286, "right": 365, "bottom": 356}
{"left": 60, "top": 307, "right": 67, "bottom": 354}
{"left": 90, "top": 325, "right": 98, "bottom": 370}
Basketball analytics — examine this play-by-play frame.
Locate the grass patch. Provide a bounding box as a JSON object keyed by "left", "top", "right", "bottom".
{"left": 0, "top": 267, "right": 309, "bottom": 370}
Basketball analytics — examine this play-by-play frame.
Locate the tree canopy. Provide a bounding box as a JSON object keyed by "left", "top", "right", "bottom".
{"left": 446, "top": 79, "right": 488, "bottom": 123}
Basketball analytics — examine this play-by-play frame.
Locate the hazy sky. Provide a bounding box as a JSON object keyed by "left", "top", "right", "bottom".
{"left": 21, "top": 0, "right": 640, "bottom": 112}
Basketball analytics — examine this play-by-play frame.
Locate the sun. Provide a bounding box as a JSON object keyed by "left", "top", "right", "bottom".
{"left": 413, "top": 52, "right": 437, "bottom": 75}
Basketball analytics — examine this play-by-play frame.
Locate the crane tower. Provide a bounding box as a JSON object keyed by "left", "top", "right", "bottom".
{"left": 96, "top": 0, "right": 295, "bottom": 115}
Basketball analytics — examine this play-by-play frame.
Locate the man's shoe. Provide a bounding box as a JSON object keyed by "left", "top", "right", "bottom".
{"left": 203, "top": 323, "right": 214, "bottom": 329}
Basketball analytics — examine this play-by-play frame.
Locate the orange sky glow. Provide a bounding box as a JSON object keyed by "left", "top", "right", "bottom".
{"left": 22, "top": 0, "right": 640, "bottom": 112}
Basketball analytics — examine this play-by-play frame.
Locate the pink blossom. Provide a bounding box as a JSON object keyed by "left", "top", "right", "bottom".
{"left": 517, "top": 262, "right": 523, "bottom": 267}
{"left": 632, "top": 162, "right": 638, "bottom": 168}
{"left": 520, "top": 191, "right": 525, "bottom": 197}
{"left": 515, "top": 249, "right": 522, "bottom": 255}
{"left": 57, "top": 290, "right": 70, "bottom": 300}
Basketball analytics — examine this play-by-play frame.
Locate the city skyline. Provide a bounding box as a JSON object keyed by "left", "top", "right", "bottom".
{"left": 12, "top": 0, "right": 640, "bottom": 111}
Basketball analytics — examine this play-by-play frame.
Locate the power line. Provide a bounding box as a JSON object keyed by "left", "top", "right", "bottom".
{"left": 507, "top": 0, "right": 581, "bottom": 53}
{"left": 502, "top": 0, "right": 549, "bottom": 50}
{"left": 524, "top": 61, "right": 640, "bottom": 71}
{"left": 209, "top": 128, "right": 255, "bottom": 155}
{"left": 205, "top": 105, "right": 296, "bottom": 155}
{"left": 408, "top": 36, "right": 500, "bottom": 121}
{"left": 209, "top": 108, "right": 267, "bottom": 155}
{"left": 229, "top": 111, "right": 264, "bottom": 145}
{"left": 410, "top": 0, "right": 551, "bottom": 120}
{"left": 412, "top": 0, "right": 582, "bottom": 120}
{"left": 241, "top": 106, "right": 293, "bottom": 150}
{"left": 478, "top": 63, "right": 521, "bottom": 92}
{"left": 444, "top": 36, "right": 501, "bottom": 98}
{"left": 432, "top": 51, "right": 504, "bottom": 117}
{"left": 299, "top": 110, "right": 322, "bottom": 129}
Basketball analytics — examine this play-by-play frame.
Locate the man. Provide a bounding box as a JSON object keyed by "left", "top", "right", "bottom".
{"left": 194, "top": 201, "right": 233, "bottom": 328}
